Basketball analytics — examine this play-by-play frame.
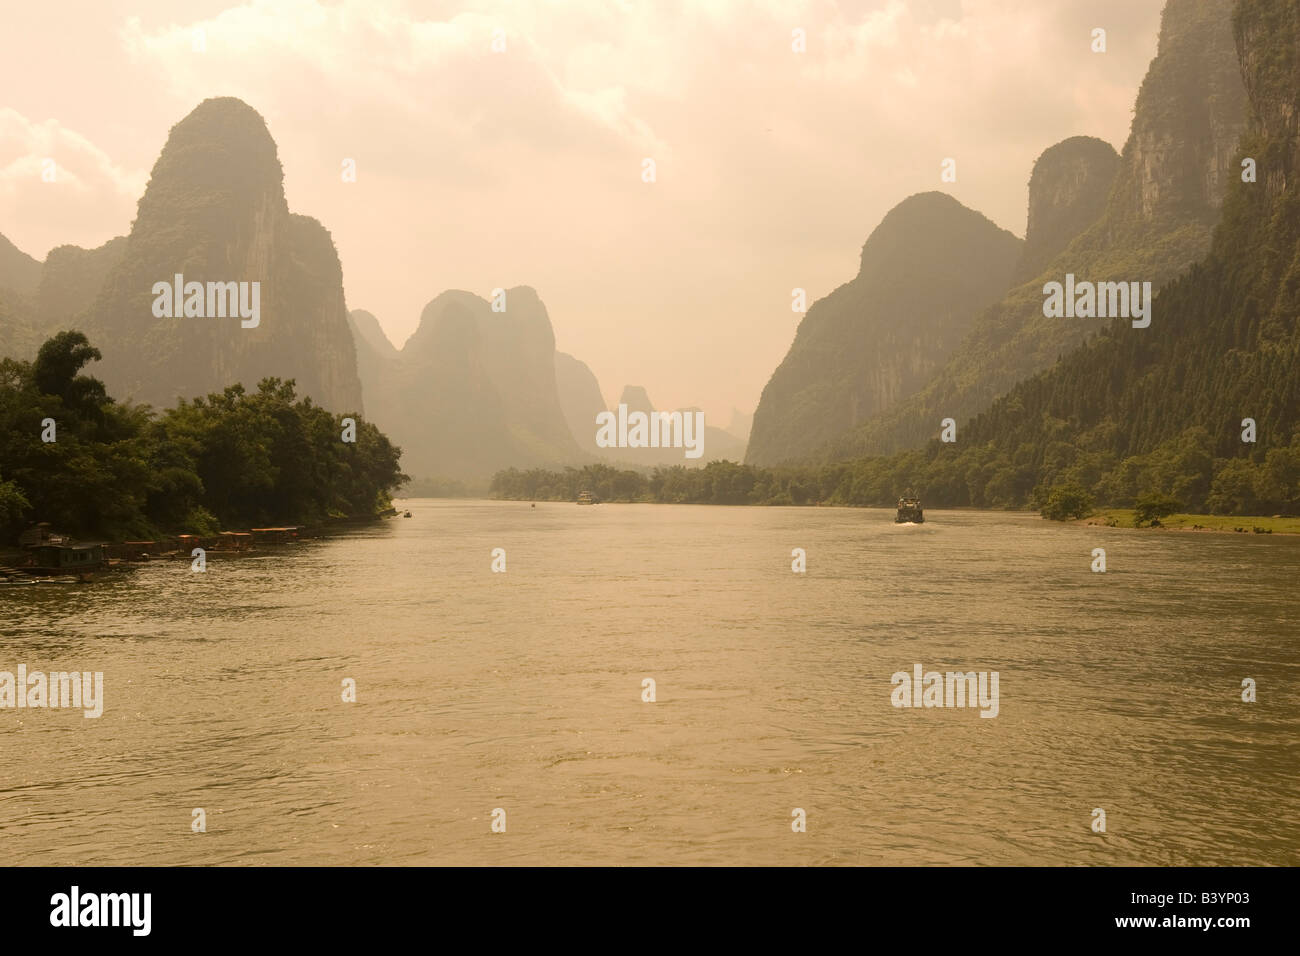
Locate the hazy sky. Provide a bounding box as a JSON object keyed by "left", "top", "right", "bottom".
{"left": 1, "top": 0, "right": 1163, "bottom": 424}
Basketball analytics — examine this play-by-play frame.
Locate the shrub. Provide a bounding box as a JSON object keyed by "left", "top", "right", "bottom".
{"left": 1133, "top": 492, "right": 1181, "bottom": 527}
{"left": 1037, "top": 482, "right": 1094, "bottom": 521}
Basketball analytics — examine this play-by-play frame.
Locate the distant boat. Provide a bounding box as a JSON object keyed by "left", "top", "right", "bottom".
{"left": 895, "top": 493, "right": 924, "bottom": 524}
{"left": 577, "top": 491, "right": 596, "bottom": 505}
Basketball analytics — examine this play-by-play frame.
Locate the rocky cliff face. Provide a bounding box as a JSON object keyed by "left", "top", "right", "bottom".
{"left": 1230, "top": 0, "right": 1300, "bottom": 339}
{"left": 0, "top": 234, "right": 42, "bottom": 360}
{"left": 746, "top": 191, "right": 1022, "bottom": 465}
{"left": 34, "top": 238, "right": 127, "bottom": 338}
{"left": 0, "top": 287, "right": 31, "bottom": 361}
{"left": 468, "top": 286, "right": 578, "bottom": 455}
{"left": 0, "top": 234, "right": 41, "bottom": 298}
{"left": 555, "top": 351, "right": 607, "bottom": 453}
{"left": 349, "top": 309, "right": 398, "bottom": 360}
{"left": 352, "top": 288, "right": 582, "bottom": 480}
{"left": 83, "top": 97, "right": 363, "bottom": 412}
{"left": 0, "top": 234, "right": 129, "bottom": 362}
{"left": 1013, "top": 136, "right": 1119, "bottom": 283}
{"left": 827, "top": 0, "right": 1249, "bottom": 461}
{"left": 1234, "top": 0, "right": 1300, "bottom": 205}
{"left": 1117, "top": 0, "right": 1248, "bottom": 225}
{"left": 956, "top": 0, "right": 1300, "bottom": 493}
{"left": 347, "top": 310, "right": 402, "bottom": 461}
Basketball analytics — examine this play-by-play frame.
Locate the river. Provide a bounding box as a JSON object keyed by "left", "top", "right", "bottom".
{"left": 2, "top": 500, "right": 1297, "bottom": 865}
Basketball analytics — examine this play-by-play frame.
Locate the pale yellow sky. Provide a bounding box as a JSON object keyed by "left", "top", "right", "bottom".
{"left": 0, "top": 0, "right": 1162, "bottom": 422}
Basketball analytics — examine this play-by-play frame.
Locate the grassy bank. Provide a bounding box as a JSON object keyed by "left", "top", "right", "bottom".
{"left": 1074, "top": 509, "right": 1300, "bottom": 534}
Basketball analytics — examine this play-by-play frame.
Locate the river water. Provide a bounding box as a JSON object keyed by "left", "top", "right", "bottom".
{"left": 1, "top": 500, "right": 1297, "bottom": 865}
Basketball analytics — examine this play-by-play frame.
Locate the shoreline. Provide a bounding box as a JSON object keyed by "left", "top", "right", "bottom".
{"left": 409, "top": 496, "right": 1300, "bottom": 534}
{"left": 0, "top": 511, "right": 396, "bottom": 569}
{"left": 1072, "top": 509, "right": 1300, "bottom": 535}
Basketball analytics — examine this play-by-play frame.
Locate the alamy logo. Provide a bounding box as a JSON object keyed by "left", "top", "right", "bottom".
{"left": 50, "top": 886, "right": 150, "bottom": 936}
{"left": 595, "top": 404, "right": 705, "bottom": 459}
{"left": 0, "top": 665, "right": 103, "bottom": 717}
{"left": 891, "top": 663, "right": 999, "bottom": 718}
{"left": 152, "top": 274, "right": 261, "bottom": 328}
{"left": 1042, "top": 274, "right": 1151, "bottom": 328}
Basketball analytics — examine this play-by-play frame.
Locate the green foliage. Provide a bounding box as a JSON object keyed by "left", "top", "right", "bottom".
{"left": 33, "top": 331, "right": 109, "bottom": 418}
{"left": 1133, "top": 492, "right": 1182, "bottom": 527}
{"left": 0, "top": 331, "right": 406, "bottom": 543}
{"left": 491, "top": 420, "right": 1300, "bottom": 518}
{"left": 1035, "top": 482, "right": 1094, "bottom": 521}
{"left": 492, "top": 460, "right": 843, "bottom": 506}
{"left": 181, "top": 506, "right": 221, "bottom": 536}
{"left": 401, "top": 475, "right": 479, "bottom": 498}
{"left": 0, "top": 472, "right": 30, "bottom": 527}
{"left": 822, "top": 2, "right": 1246, "bottom": 462}
{"left": 699, "top": 2, "right": 1299, "bottom": 521}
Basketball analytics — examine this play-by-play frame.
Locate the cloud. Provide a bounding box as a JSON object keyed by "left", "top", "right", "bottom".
{"left": 0, "top": 108, "right": 146, "bottom": 259}
{"left": 118, "top": 0, "right": 670, "bottom": 179}
{"left": 2, "top": 0, "right": 1162, "bottom": 416}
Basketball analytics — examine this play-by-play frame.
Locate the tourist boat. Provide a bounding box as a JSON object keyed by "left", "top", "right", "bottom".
{"left": 15, "top": 541, "right": 105, "bottom": 581}
{"left": 895, "top": 493, "right": 924, "bottom": 524}
{"left": 577, "top": 491, "right": 596, "bottom": 505}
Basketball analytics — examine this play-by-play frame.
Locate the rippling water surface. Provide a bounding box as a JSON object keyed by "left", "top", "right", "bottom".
{"left": 2, "top": 500, "right": 1297, "bottom": 865}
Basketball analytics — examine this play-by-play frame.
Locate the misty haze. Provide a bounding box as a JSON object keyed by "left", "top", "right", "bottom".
{"left": 1, "top": 0, "right": 1297, "bottom": 902}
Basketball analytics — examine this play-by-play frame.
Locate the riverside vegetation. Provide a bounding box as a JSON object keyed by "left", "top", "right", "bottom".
{"left": 496, "top": 1, "right": 1300, "bottom": 527}
{"left": 489, "top": 416, "right": 1300, "bottom": 522}
{"left": 0, "top": 331, "right": 405, "bottom": 543}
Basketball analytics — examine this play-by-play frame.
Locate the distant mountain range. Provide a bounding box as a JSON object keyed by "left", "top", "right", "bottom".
{"left": 812, "top": 0, "right": 1248, "bottom": 462}
{"left": 908, "top": 0, "right": 1300, "bottom": 515}
{"left": 0, "top": 98, "right": 363, "bottom": 414}
{"left": 349, "top": 287, "right": 580, "bottom": 480}
{"left": 349, "top": 295, "right": 748, "bottom": 480}
{"left": 730, "top": 0, "right": 1297, "bottom": 519}
{"left": 746, "top": 191, "right": 1022, "bottom": 465}
{"left": 3, "top": 0, "right": 1261, "bottom": 495}
{"left": 0, "top": 98, "right": 746, "bottom": 483}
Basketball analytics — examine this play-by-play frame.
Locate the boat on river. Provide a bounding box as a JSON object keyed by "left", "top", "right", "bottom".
{"left": 3, "top": 540, "right": 105, "bottom": 582}
{"left": 895, "top": 493, "right": 924, "bottom": 524}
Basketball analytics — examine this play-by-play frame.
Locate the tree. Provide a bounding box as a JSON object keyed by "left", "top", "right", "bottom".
{"left": 0, "top": 473, "right": 30, "bottom": 537}
{"left": 1036, "top": 482, "right": 1094, "bottom": 521}
{"left": 0, "top": 332, "right": 406, "bottom": 543}
{"left": 1133, "top": 491, "right": 1182, "bottom": 527}
{"left": 1205, "top": 459, "right": 1261, "bottom": 515}
{"left": 32, "top": 330, "right": 111, "bottom": 427}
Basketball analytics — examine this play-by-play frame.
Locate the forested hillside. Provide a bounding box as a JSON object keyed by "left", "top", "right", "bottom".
{"left": 508, "top": 0, "right": 1300, "bottom": 519}
{"left": 825, "top": 0, "right": 1248, "bottom": 461}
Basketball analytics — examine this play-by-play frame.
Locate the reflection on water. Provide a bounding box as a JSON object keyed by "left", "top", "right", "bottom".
{"left": 1, "top": 500, "right": 1297, "bottom": 865}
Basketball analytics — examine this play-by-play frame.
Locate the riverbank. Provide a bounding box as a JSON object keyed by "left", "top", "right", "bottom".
{"left": 490, "top": 493, "right": 1300, "bottom": 534}
{"left": 1, "top": 510, "right": 399, "bottom": 570}
{"left": 1073, "top": 509, "right": 1300, "bottom": 534}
